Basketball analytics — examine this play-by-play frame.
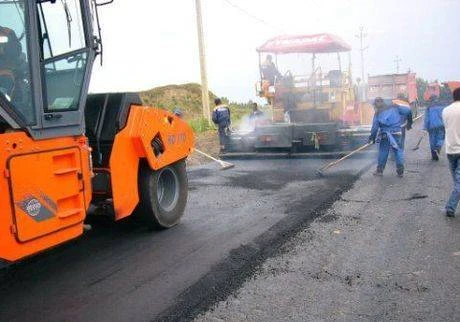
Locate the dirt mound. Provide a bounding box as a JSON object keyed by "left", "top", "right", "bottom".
{"left": 140, "top": 83, "right": 217, "bottom": 120}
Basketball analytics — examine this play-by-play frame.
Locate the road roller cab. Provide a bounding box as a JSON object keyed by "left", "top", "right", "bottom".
{"left": 0, "top": 0, "right": 194, "bottom": 263}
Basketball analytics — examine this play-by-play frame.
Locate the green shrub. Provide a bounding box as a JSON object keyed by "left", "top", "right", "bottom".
{"left": 189, "top": 117, "right": 214, "bottom": 134}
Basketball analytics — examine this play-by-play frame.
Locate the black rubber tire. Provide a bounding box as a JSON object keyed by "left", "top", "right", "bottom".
{"left": 136, "top": 160, "right": 188, "bottom": 229}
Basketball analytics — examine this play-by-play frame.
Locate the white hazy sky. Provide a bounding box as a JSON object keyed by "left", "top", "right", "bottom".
{"left": 89, "top": 0, "right": 460, "bottom": 102}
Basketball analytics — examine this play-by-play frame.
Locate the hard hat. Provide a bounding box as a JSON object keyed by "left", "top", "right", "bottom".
{"left": 173, "top": 107, "right": 183, "bottom": 117}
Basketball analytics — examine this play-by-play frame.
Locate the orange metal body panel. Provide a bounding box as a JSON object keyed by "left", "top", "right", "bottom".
{"left": 424, "top": 82, "right": 441, "bottom": 101}
{"left": 0, "top": 132, "right": 92, "bottom": 262}
{"left": 109, "top": 105, "right": 194, "bottom": 220}
{"left": 0, "top": 106, "right": 194, "bottom": 261}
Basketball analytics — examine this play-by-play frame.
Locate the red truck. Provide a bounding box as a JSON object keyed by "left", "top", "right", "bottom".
{"left": 424, "top": 81, "right": 460, "bottom": 101}
{"left": 368, "top": 73, "right": 418, "bottom": 115}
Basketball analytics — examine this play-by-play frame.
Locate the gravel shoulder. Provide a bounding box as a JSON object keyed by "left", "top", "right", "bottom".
{"left": 195, "top": 125, "right": 460, "bottom": 322}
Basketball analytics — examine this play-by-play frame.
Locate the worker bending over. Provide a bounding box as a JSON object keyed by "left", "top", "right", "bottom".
{"left": 212, "top": 98, "right": 231, "bottom": 152}
{"left": 369, "top": 97, "right": 413, "bottom": 177}
{"left": 424, "top": 95, "right": 446, "bottom": 161}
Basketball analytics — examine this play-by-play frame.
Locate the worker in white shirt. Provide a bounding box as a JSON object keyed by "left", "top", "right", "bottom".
{"left": 442, "top": 87, "right": 460, "bottom": 217}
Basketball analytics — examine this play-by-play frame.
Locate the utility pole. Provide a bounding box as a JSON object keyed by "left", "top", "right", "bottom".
{"left": 355, "top": 26, "right": 368, "bottom": 82}
{"left": 195, "top": 0, "right": 211, "bottom": 124}
{"left": 394, "top": 55, "right": 402, "bottom": 74}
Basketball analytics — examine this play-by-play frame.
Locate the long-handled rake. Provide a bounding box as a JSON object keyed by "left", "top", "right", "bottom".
{"left": 316, "top": 143, "right": 373, "bottom": 177}
{"left": 194, "top": 148, "right": 235, "bottom": 170}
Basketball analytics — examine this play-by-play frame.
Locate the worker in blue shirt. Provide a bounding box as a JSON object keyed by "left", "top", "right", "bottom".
{"left": 392, "top": 95, "right": 411, "bottom": 149}
{"left": 369, "top": 97, "right": 413, "bottom": 177}
{"left": 424, "top": 95, "right": 446, "bottom": 161}
{"left": 212, "top": 98, "right": 231, "bottom": 152}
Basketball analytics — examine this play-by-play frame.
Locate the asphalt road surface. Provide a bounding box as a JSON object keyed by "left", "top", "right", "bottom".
{"left": 0, "top": 150, "right": 375, "bottom": 322}
{"left": 195, "top": 126, "right": 460, "bottom": 322}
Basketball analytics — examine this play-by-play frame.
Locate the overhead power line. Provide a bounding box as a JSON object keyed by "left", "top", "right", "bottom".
{"left": 221, "top": 0, "right": 285, "bottom": 33}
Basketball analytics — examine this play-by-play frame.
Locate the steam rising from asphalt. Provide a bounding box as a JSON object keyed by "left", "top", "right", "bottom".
{"left": 236, "top": 115, "right": 256, "bottom": 133}
{"left": 228, "top": 107, "right": 376, "bottom": 176}
{"left": 234, "top": 111, "right": 271, "bottom": 134}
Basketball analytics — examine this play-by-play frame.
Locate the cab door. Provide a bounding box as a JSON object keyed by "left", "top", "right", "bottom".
{"left": 34, "top": 0, "right": 94, "bottom": 138}
{"left": 0, "top": 0, "right": 96, "bottom": 139}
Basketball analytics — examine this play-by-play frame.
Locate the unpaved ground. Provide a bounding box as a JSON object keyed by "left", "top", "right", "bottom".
{"left": 187, "top": 130, "right": 220, "bottom": 166}
{"left": 195, "top": 126, "right": 460, "bottom": 322}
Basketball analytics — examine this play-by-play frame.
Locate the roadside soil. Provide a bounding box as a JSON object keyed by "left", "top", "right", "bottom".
{"left": 187, "top": 130, "right": 220, "bottom": 166}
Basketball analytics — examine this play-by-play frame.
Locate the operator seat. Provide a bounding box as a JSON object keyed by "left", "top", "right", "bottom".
{"left": 85, "top": 92, "right": 142, "bottom": 199}
{"left": 85, "top": 92, "right": 142, "bottom": 167}
{"left": 0, "top": 26, "right": 22, "bottom": 100}
{"left": 327, "top": 70, "right": 342, "bottom": 88}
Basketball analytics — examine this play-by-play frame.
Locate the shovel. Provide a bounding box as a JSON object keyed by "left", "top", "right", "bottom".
{"left": 194, "top": 148, "right": 235, "bottom": 170}
{"left": 412, "top": 131, "right": 427, "bottom": 151}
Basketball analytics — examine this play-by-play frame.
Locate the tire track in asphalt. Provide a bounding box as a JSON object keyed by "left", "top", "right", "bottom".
{"left": 157, "top": 165, "right": 373, "bottom": 322}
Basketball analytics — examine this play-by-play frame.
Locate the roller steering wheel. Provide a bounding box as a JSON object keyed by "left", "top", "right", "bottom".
{"left": 284, "top": 70, "right": 293, "bottom": 78}
{"left": 0, "top": 70, "right": 15, "bottom": 101}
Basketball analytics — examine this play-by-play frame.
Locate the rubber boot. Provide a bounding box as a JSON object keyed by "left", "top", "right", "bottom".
{"left": 397, "top": 165, "right": 404, "bottom": 178}
{"left": 373, "top": 167, "right": 383, "bottom": 176}
{"left": 446, "top": 210, "right": 455, "bottom": 218}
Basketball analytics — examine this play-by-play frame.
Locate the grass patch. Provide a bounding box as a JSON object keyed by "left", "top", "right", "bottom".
{"left": 189, "top": 117, "right": 214, "bottom": 134}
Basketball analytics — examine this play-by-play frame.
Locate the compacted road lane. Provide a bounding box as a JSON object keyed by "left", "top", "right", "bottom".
{"left": 0, "top": 155, "right": 373, "bottom": 322}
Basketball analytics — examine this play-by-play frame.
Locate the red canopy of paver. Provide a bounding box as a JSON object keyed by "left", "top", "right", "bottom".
{"left": 257, "top": 33, "right": 351, "bottom": 54}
